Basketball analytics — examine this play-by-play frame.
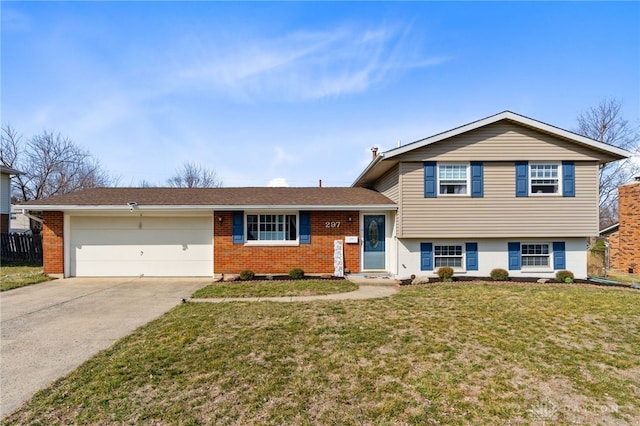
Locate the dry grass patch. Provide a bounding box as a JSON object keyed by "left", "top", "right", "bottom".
{"left": 1, "top": 263, "right": 51, "bottom": 291}
{"left": 4, "top": 283, "right": 639, "bottom": 425}
{"left": 192, "top": 279, "right": 357, "bottom": 298}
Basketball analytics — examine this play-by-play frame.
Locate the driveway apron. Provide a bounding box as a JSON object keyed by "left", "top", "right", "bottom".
{"left": 0, "top": 277, "right": 210, "bottom": 418}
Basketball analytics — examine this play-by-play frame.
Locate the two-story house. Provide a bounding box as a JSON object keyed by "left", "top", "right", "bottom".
{"left": 1, "top": 165, "right": 22, "bottom": 233}
{"left": 21, "top": 111, "right": 629, "bottom": 279}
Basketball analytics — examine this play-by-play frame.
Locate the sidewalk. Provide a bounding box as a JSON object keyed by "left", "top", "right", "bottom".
{"left": 189, "top": 276, "right": 398, "bottom": 303}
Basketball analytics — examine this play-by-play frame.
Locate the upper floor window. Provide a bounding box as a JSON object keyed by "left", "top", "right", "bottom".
{"left": 247, "top": 214, "right": 297, "bottom": 242}
{"left": 530, "top": 163, "right": 560, "bottom": 195}
{"left": 438, "top": 164, "right": 468, "bottom": 195}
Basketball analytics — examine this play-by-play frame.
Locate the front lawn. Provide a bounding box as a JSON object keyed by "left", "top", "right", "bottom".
{"left": 192, "top": 279, "right": 357, "bottom": 298}
{"left": 5, "top": 283, "right": 639, "bottom": 425}
{"left": 0, "top": 263, "right": 51, "bottom": 292}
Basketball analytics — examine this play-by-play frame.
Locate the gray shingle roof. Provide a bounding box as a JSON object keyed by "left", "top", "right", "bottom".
{"left": 19, "top": 187, "right": 395, "bottom": 208}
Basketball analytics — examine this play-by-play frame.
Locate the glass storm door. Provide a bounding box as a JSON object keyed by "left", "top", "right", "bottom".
{"left": 363, "top": 215, "right": 385, "bottom": 270}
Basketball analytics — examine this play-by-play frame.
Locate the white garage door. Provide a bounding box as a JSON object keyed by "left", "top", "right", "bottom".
{"left": 70, "top": 216, "right": 213, "bottom": 277}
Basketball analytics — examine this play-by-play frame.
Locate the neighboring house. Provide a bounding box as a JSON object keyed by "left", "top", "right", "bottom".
{"left": 600, "top": 177, "right": 640, "bottom": 274}
{"left": 1, "top": 165, "right": 22, "bottom": 233}
{"left": 20, "top": 111, "right": 630, "bottom": 279}
{"left": 9, "top": 207, "right": 32, "bottom": 234}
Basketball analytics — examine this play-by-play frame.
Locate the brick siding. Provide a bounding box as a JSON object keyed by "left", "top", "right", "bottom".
{"left": 609, "top": 180, "right": 640, "bottom": 273}
{"left": 214, "top": 210, "right": 361, "bottom": 274}
{"left": 42, "top": 211, "right": 64, "bottom": 275}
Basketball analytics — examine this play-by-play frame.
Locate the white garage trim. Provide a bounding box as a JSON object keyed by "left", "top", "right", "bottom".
{"left": 66, "top": 214, "right": 213, "bottom": 277}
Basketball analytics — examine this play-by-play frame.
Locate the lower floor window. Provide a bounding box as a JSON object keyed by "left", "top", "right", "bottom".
{"left": 521, "top": 243, "right": 550, "bottom": 267}
{"left": 247, "top": 214, "right": 297, "bottom": 241}
{"left": 434, "top": 244, "right": 463, "bottom": 268}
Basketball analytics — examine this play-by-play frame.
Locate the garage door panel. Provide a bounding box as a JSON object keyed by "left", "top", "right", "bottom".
{"left": 70, "top": 216, "right": 213, "bottom": 277}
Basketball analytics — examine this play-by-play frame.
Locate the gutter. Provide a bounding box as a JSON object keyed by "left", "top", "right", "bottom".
{"left": 16, "top": 204, "right": 398, "bottom": 212}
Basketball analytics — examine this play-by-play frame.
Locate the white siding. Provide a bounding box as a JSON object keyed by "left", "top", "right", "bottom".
{"left": 396, "top": 238, "right": 587, "bottom": 280}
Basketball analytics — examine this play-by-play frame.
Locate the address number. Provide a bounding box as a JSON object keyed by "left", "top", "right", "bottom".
{"left": 325, "top": 221, "right": 341, "bottom": 228}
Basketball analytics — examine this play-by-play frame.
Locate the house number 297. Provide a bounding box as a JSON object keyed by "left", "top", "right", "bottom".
{"left": 325, "top": 221, "right": 341, "bottom": 228}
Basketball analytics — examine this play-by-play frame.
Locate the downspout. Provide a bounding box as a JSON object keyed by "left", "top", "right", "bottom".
{"left": 21, "top": 210, "right": 44, "bottom": 223}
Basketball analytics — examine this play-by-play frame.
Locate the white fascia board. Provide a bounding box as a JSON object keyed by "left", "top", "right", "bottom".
{"left": 351, "top": 153, "right": 385, "bottom": 187}
{"left": 22, "top": 204, "right": 398, "bottom": 212}
{"left": 383, "top": 111, "right": 632, "bottom": 160}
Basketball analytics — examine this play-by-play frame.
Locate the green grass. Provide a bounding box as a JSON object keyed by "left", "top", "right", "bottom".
{"left": 0, "top": 263, "right": 51, "bottom": 291}
{"left": 192, "top": 279, "right": 358, "bottom": 298}
{"left": 5, "top": 283, "right": 640, "bottom": 425}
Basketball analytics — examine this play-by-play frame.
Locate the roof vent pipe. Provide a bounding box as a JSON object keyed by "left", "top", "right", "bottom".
{"left": 371, "top": 147, "right": 379, "bottom": 159}
{"left": 319, "top": 179, "right": 322, "bottom": 188}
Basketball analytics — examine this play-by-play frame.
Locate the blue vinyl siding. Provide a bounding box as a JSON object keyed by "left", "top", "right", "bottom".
{"left": 232, "top": 211, "right": 244, "bottom": 244}
{"left": 562, "top": 161, "right": 575, "bottom": 197}
{"left": 553, "top": 242, "right": 566, "bottom": 269}
{"left": 515, "top": 162, "right": 528, "bottom": 197}
{"left": 299, "top": 211, "right": 311, "bottom": 244}
{"left": 420, "top": 242, "right": 433, "bottom": 270}
{"left": 470, "top": 162, "right": 484, "bottom": 198}
{"left": 465, "top": 242, "right": 478, "bottom": 271}
{"left": 508, "top": 242, "right": 521, "bottom": 270}
{"left": 423, "top": 162, "right": 437, "bottom": 198}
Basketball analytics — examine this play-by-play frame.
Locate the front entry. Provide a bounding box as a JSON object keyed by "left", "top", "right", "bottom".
{"left": 363, "top": 214, "right": 385, "bottom": 270}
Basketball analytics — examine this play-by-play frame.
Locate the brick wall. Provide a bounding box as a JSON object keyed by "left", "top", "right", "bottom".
{"left": 609, "top": 180, "right": 640, "bottom": 273}
{"left": 214, "top": 210, "right": 361, "bottom": 275}
{"left": 42, "top": 211, "right": 64, "bottom": 275}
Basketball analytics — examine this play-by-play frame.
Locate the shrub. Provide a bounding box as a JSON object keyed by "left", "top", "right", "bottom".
{"left": 288, "top": 268, "right": 305, "bottom": 279}
{"left": 239, "top": 270, "right": 255, "bottom": 280}
{"left": 490, "top": 268, "right": 509, "bottom": 281}
{"left": 555, "top": 270, "right": 574, "bottom": 283}
{"left": 437, "top": 266, "right": 454, "bottom": 281}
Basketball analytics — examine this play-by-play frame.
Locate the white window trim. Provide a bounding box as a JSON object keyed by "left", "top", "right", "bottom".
{"left": 433, "top": 242, "right": 466, "bottom": 271}
{"left": 437, "top": 163, "right": 470, "bottom": 197}
{"left": 529, "top": 162, "right": 562, "bottom": 196}
{"left": 520, "top": 242, "right": 553, "bottom": 271}
{"left": 244, "top": 211, "right": 300, "bottom": 246}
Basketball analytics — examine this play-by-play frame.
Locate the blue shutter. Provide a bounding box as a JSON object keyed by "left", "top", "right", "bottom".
{"left": 553, "top": 241, "right": 566, "bottom": 270}
{"left": 470, "top": 162, "right": 484, "bottom": 198}
{"left": 466, "top": 242, "right": 478, "bottom": 271}
{"left": 424, "top": 162, "right": 437, "bottom": 198}
{"left": 299, "top": 211, "right": 311, "bottom": 244}
{"left": 420, "top": 242, "right": 433, "bottom": 271}
{"left": 508, "top": 242, "right": 521, "bottom": 270}
{"left": 232, "top": 211, "right": 244, "bottom": 244}
{"left": 515, "top": 161, "right": 528, "bottom": 197}
{"left": 562, "top": 161, "right": 575, "bottom": 197}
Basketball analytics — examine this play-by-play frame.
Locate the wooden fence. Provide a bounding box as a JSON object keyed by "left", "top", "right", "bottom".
{"left": 0, "top": 233, "right": 43, "bottom": 264}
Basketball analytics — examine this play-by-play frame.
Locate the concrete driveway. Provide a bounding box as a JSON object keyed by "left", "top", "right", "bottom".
{"left": 0, "top": 277, "right": 210, "bottom": 418}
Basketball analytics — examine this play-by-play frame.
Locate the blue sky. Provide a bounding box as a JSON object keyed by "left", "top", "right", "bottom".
{"left": 2, "top": 1, "right": 639, "bottom": 187}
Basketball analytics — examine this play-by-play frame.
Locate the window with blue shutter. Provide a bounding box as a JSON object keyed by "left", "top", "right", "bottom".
{"left": 562, "top": 161, "right": 575, "bottom": 197}
{"left": 470, "top": 162, "right": 484, "bottom": 198}
{"left": 553, "top": 241, "right": 566, "bottom": 269}
{"left": 515, "top": 161, "right": 528, "bottom": 197}
{"left": 508, "top": 242, "right": 521, "bottom": 270}
{"left": 232, "top": 211, "right": 244, "bottom": 244}
{"left": 299, "top": 211, "right": 311, "bottom": 244}
{"left": 420, "top": 242, "right": 433, "bottom": 270}
{"left": 465, "top": 242, "right": 478, "bottom": 270}
{"left": 424, "top": 162, "right": 437, "bottom": 198}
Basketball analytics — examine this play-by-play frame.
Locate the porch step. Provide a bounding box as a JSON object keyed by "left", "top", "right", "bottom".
{"left": 346, "top": 274, "right": 399, "bottom": 287}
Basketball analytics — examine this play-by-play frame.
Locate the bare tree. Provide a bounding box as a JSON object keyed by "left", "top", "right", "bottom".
{"left": 575, "top": 98, "right": 639, "bottom": 227}
{"left": 167, "top": 162, "right": 222, "bottom": 188}
{"left": 1, "top": 126, "right": 114, "bottom": 232}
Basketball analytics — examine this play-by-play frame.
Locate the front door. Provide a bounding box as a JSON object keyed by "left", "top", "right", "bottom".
{"left": 363, "top": 214, "right": 385, "bottom": 270}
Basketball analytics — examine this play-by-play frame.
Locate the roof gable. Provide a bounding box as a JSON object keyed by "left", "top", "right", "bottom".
{"left": 353, "top": 111, "right": 632, "bottom": 187}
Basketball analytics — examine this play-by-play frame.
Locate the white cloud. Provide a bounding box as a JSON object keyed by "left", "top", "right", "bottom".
{"left": 268, "top": 177, "right": 289, "bottom": 187}
{"left": 174, "top": 23, "right": 447, "bottom": 102}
